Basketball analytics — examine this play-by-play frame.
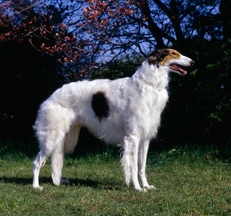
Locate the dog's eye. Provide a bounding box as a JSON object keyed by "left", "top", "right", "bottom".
{"left": 172, "top": 52, "right": 176, "bottom": 55}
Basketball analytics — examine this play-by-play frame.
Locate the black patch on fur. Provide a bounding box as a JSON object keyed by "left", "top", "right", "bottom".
{"left": 92, "top": 91, "right": 110, "bottom": 120}
{"left": 148, "top": 49, "right": 169, "bottom": 66}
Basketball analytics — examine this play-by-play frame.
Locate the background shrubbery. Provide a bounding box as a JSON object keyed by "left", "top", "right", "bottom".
{"left": 0, "top": 0, "right": 230, "bottom": 156}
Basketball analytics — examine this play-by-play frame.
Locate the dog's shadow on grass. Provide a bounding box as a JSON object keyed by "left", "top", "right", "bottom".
{"left": 0, "top": 177, "right": 34, "bottom": 185}
{"left": 67, "top": 177, "right": 99, "bottom": 188}
{"left": 69, "top": 178, "right": 122, "bottom": 190}
{"left": 0, "top": 176, "right": 120, "bottom": 190}
{"left": 0, "top": 176, "right": 97, "bottom": 187}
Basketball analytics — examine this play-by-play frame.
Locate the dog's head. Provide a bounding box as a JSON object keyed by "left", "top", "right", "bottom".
{"left": 148, "top": 49, "right": 195, "bottom": 75}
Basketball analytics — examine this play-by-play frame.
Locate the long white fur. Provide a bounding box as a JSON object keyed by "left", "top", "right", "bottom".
{"left": 32, "top": 49, "right": 193, "bottom": 192}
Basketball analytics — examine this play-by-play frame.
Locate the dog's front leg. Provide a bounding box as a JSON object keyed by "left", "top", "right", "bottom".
{"left": 138, "top": 140, "right": 156, "bottom": 190}
{"left": 122, "top": 134, "right": 146, "bottom": 192}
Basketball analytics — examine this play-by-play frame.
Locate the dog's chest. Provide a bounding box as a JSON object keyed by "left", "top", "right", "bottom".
{"left": 140, "top": 88, "right": 169, "bottom": 137}
{"left": 140, "top": 86, "right": 168, "bottom": 113}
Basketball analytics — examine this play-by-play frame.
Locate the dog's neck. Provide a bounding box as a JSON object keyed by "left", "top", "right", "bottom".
{"left": 132, "top": 60, "right": 169, "bottom": 91}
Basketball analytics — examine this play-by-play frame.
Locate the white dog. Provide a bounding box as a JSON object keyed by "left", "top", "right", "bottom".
{"left": 32, "top": 49, "right": 194, "bottom": 192}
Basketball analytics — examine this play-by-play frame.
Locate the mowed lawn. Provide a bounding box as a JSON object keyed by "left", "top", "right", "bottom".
{"left": 0, "top": 146, "right": 231, "bottom": 216}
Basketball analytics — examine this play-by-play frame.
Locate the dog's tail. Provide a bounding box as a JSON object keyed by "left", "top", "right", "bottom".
{"left": 63, "top": 124, "right": 82, "bottom": 154}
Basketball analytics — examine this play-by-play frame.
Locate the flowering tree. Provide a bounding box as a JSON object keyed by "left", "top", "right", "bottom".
{"left": 1, "top": 1, "right": 88, "bottom": 80}
{"left": 1, "top": 0, "right": 221, "bottom": 69}
{"left": 78, "top": 0, "right": 221, "bottom": 60}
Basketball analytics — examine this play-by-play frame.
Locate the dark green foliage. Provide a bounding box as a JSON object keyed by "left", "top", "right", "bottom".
{"left": 93, "top": 58, "right": 142, "bottom": 80}
{"left": 0, "top": 40, "right": 64, "bottom": 143}
{"left": 156, "top": 39, "right": 231, "bottom": 149}
{"left": 0, "top": 0, "right": 231, "bottom": 154}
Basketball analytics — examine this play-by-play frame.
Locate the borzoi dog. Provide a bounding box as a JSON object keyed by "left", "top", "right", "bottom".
{"left": 32, "top": 48, "right": 194, "bottom": 192}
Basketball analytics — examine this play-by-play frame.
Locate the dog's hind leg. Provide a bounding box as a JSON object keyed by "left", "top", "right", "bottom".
{"left": 50, "top": 133, "right": 66, "bottom": 186}
{"left": 51, "top": 147, "right": 64, "bottom": 186}
{"left": 138, "top": 140, "right": 156, "bottom": 190}
{"left": 32, "top": 149, "right": 48, "bottom": 189}
{"left": 122, "top": 134, "right": 146, "bottom": 192}
{"left": 51, "top": 125, "right": 82, "bottom": 186}
{"left": 33, "top": 131, "right": 65, "bottom": 188}
{"left": 51, "top": 125, "right": 81, "bottom": 185}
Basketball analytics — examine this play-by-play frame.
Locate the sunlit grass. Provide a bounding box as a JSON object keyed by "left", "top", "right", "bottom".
{"left": 0, "top": 146, "right": 231, "bottom": 215}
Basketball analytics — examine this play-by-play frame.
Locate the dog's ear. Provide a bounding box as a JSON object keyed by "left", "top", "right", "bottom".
{"left": 148, "top": 49, "right": 169, "bottom": 65}
{"left": 157, "top": 49, "right": 170, "bottom": 60}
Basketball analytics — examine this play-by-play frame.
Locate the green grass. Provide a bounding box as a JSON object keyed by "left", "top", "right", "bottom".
{"left": 0, "top": 146, "right": 231, "bottom": 215}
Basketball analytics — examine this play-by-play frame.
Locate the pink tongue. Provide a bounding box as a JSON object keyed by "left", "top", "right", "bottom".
{"left": 178, "top": 67, "right": 187, "bottom": 74}
{"left": 171, "top": 64, "right": 187, "bottom": 74}
{"left": 171, "top": 65, "right": 178, "bottom": 70}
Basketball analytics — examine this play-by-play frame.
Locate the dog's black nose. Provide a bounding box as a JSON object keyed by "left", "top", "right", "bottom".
{"left": 190, "top": 60, "right": 195, "bottom": 67}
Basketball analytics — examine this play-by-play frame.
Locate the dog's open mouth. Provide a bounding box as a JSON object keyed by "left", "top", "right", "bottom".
{"left": 170, "top": 64, "right": 188, "bottom": 75}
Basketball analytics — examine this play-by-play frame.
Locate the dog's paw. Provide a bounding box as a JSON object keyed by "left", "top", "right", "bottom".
{"left": 144, "top": 185, "right": 157, "bottom": 190}
{"left": 136, "top": 187, "right": 148, "bottom": 192}
{"left": 140, "top": 188, "right": 148, "bottom": 192}
{"left": 33, "top": 186, "right": 43, "bottom": 190}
